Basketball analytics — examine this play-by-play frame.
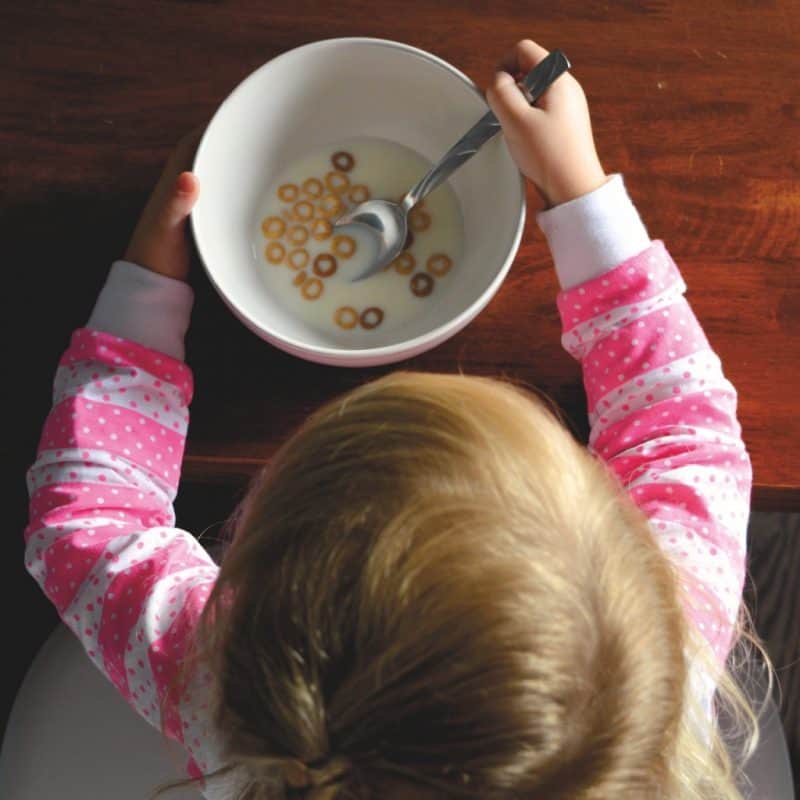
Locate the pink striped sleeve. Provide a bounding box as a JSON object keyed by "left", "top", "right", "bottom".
{"left": 556, "top": 241, "right": 752, "bottom": 666}
{"left": 24, "top": 328, "right": 220, "bottom": 778}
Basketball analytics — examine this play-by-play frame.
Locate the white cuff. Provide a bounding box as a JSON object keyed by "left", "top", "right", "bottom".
{"left": 87, "top": 261, "right": 194, "bottom": 362}
{"left": 536, "top": 173, "right": 652, "bottom": 290}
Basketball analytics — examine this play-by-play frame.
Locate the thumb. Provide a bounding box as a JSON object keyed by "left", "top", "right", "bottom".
{"left": 161, "top": 171, "right": 200, "bottom": 229}
{"left": 124, "top": 169, "right": 200, "bottom": 281}
{"left": 485, "top": 70, "right": 542, "bottom": 137}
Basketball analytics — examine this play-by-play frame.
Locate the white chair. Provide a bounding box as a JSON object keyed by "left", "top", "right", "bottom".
{"left": 1, "top": 623, "right": 202, "bottom": 799}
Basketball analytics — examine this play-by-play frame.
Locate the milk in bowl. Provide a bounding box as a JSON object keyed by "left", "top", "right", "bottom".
{"left": 253, "top": 136, "right": 464, "bottom": 343}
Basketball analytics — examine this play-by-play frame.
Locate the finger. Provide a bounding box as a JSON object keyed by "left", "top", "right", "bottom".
{"left": 161, "top": 171, "right": 200, "bottom": 228}
{"left": 497, "top": 39, "right": 551, "bottom": 78}
{"left": 485, "top": 69, "right": 541, "bottom": 134}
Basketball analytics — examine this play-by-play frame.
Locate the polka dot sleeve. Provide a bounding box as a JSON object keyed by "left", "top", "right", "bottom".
{"left": 23, "top": 328, "right": 220, "bottom": 781}
{"left": 556, "top": 241, "right": 752, "bottom": 668}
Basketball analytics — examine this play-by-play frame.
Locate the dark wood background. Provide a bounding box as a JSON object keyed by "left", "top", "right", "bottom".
{"left": 2, "top": 0, "right": 797, "bottom": 790}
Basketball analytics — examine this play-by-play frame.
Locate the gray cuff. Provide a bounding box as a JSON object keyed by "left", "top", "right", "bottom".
{"left": 87, "top": 261, "right": 194, "bottom": 361}
{"left": 536, "top": 173, "right": 652, "bottom": 290}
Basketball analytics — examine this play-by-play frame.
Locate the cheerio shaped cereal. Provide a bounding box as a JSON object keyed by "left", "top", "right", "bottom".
{"left": 302, "top": 177, "right": 324, "bottom": 198}
{"left": 278, "top": 183, "right": 299, "bottom": 202}
{"left": 311, "top": 219, "right": 332, "bottom": 241}
{"left": 317, "top": 193, "right": 343, "bottom": 219}
{"left": 293, "top": 200, "right": 314, "bottom": 221}
{"left": 301, "top": 277, "right": 324, "bottom": 301}
{"left": 288, "top": 248, "right": 310, "bottom": 270}
{"left": 292, "top": 270, "right": 307, "bottom": 286}
{"left": 261, "top": 216, "right": 285, "bottom": 239}
{"left": 334, "top": 306, "right": 358, "bottom": 329}
{"left": 409, "top": 207, "right": 431, "bottom": 232}
{"left": 265, "top": 241, "right": 286, "bottom": 265}
{"left": 312, "top": 253, "right": 337, "bottom": 278}
{"left": 325, "top": 171, "right": 350, "bottom": 193}
{"left": 426, "top": 253, "right": 453, "bottom": 277}
{"left": 331, "top": 151, "right": 355, "bottom": 172}
{"left": 360, "top": 307, "right": 384, "bottom": 330}
{"left": 332, "top": 235, "right": 356, "bottom": 259}
{"left": 288, "top": 225, "right": 309, "bottom": 245}
{"left": 348, "top": 185, "right": 370, "bottom": 205}
{"left": 410, "top": 272, "right": 434, "bottom": 297}
{"left": 390, "top": 252, "right": 415, "bottom": 275}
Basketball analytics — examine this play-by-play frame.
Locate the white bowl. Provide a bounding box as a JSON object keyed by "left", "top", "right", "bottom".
{"left": 191, "top": 37, "right": 525, "bottom": 367}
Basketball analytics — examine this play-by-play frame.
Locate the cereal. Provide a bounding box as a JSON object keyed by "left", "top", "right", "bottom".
{"left": 310, "top": 219, "right": 332, "bottom": 241}
{"left": 348, "top": 184, "right": 370, "bottom": 204}
{"left": 288, "top": 248, "right": 310, "bottom": 270}
{"left": 391, "top": 252, "right": 415, "bottom": 275}
{"left": 261, "top": 216, "right": 285, "bottom": 239}
{"left": 410, "top": 272, "right": 434, "bottom": 297}
{"left": 288, "top": 225, "right": 309, "bottom": 245}
{"left": 332, "top": 235, "right": 356, "bottom": 259}
{"left": 426, "top": 253, "right": 453, "bottom": 277}
{"left": 317, "top": 193, "right": 343, "bottom": 219}
{"left": 360, "top": 307, "right": 384, "bottom": 329}
{"left": 325, "top": 171, "right": 350, "bottom": 193}
{"left": 301, "top": 277, "right": 324, "bottom": 301}
{"left": 334, "top": 306, "right": 359, "bottom": 329}
{"left": 409, "top": 207, "right": 431, "bottom": 232}
{"left": 312, "top": 253, "right": 338, "bottom": 278}
{"left": 265, "top": 241, "right": 286, "bottom": 265}
{"left": 302, "top": 177, "right": 324, "bottom": 198}
{"left": 257, "top": 138, "right": 464, "bottom": 335}
{"left": 331, "top": 151, "right": 355, "bottom": 172}
{"left": 278, "top": 183, "right": 299, "bottom": 202}
{"left": 293, "top": 200, "right": 314, "bottom": 221}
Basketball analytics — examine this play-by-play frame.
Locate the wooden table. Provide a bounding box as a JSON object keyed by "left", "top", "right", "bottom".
{"left": 3, "top": 1, "right": 798, "bottom": 510}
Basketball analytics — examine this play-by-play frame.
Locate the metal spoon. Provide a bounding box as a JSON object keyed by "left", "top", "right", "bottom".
{"left": 335, "top": 49, "right": 571, "bottom": 282}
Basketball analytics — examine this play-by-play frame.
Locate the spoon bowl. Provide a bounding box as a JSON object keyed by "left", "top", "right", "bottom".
{"left": 335, "top": 197, "right": 409, "bottom": 279}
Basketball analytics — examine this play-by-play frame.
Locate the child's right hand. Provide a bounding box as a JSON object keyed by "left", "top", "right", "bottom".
{"left": 486, "top": 39, "right": 609, "bottom": 209}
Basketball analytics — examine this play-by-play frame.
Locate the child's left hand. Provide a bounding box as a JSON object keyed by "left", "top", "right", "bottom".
{"left": 123, "top": 127, "right": 203, "bottom": 283}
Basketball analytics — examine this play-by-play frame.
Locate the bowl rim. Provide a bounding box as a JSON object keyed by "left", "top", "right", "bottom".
{"left": 190, "top": 36, "right": 526, "bottom": 365}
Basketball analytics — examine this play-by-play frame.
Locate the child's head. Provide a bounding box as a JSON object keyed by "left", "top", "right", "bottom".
{"left": 179, "top": 372, "right": 761, "bottom": 799}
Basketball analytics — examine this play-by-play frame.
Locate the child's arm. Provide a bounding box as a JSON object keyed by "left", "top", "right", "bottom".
{"left": 24, "top": 136, "right": 221, "bottom": 779}
{"left": 488, "top": 41, "right": 751, "bottom": 669}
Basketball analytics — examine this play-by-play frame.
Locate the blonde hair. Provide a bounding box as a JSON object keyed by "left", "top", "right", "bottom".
{"left": 154, "top": 372, "right": 774, "bottom": 800}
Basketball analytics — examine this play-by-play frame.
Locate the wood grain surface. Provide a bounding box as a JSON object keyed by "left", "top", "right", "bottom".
{"left": 2, "top": 1, "right": 798, "bottom": 517}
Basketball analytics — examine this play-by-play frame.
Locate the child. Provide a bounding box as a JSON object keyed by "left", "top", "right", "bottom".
{"left": 24, "top": 39, "right": 774, "bottom": 800}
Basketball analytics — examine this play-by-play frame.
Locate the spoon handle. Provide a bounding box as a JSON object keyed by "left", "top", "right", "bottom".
{"left": 402, "top": 49, "right": 571, "bottom": 211}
